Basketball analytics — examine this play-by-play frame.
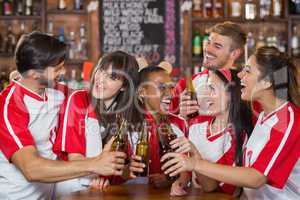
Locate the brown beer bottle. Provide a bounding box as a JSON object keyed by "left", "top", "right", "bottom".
{"left": 135, "top": 121, "right": 149, "bottom": 177}
{"left": 112, "top": 118, "right": 128, "bottom": 158}
{"left": 186, "top": 72, "right": 199, "bottom": 118}
{"left": 157, "top": 116, "right": 178, "bottom": 181}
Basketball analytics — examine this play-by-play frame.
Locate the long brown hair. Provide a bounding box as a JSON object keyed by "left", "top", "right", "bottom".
{"left": 90, "top": 51, "right": 143, "bottom": 143}
{"left": 254, "top": 46, "right": 300, "bottom": 107}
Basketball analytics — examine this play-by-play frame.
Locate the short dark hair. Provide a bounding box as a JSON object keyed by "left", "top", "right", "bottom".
{"left": 207, "top": 21, "right": 247, "bottom": 51}
{"left": 138, "top": 65, "right": 167, "bottom": 84}
{"left": 15, "top": 31, "right": 67, "bottom": 74}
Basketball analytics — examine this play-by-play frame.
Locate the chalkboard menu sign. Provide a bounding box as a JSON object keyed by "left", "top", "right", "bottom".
{"left": 100, "top": 0, "right": 180, "bottom": 66}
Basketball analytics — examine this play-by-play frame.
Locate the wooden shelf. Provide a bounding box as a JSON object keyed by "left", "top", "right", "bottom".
{"left": 0, "top": 53, "right": 13, "bottom": 57}
{"left": 0, "top": 15, "right": 42, "bottom": 20}
{"left": 289, "top": 15, "right": 300, "bottom": 20}
{"left": 47, "top": 9, "right": 87, "bottom": 15}
{"left": 192, "top": 17, "right": 288, "bottom": 23}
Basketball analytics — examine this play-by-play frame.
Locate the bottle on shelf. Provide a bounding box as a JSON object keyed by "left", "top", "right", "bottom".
{"left": 203, "top": 0, "right": 213, "bottom": 18}
{"left": 192, "top": 31, "right": 202, "bottom": 58}
{"left": 58, "top": 27, "right": 65, "bottom": 43}
{"left": 135, "top": 121, "right": 149, "bottom": 177}
{"left": 47, "top": 21, "right": 54, "bottom": 36}
{"left": 14, "top": 0, "right": 23, "bottom": 15}
{"left": 58, "top": 0, "right": 67, "bottom": 10}
{"left": 256, "top": 31, "right": 266, "bottom": 49}
{"left": 74, "top": 0, "right": 83, "bottom": 10}
{"left": 229, "top": 0, "right": 242, "bottom": 17}
{"left": 260, "top": 0, "right": 271, "bottom": 19}
{"left": 68, "top": 69, "right": 78, "bottom": 90}
{"left": 192, "top": 0, "right": 203, "bottom": 17}
{"left": 68, "top": 31, "right": 77, "bottom": 60}
{"left": 292, "top": 25, "right": 300, "bottom": 57}
{"left": 3, "top": 0, "right": 13, "bottom": 16}
{"left": 78, "top": 23, "right": 88, "bottom": 59}
{"left": 213, "top": 0, "right": 224, "bottom": 18}
{"left": 4, "top": 25, "right": 16, "bottom": 55}
{"left": 17, "top": 22, "right": 26, "bottom": 43}
{"left": 272, "top": 0, "right": 282, "bottom": 17}
{"left": 245, "top": 0, "right": 257, "bottom": 20}
{"left": 25, "top": 0, "right": 33, "bottom": 16}
{"left": 247, "top": 32, "right": 256, "bottom": 52}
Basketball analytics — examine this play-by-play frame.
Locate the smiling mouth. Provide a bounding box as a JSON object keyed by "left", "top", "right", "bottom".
{"left": 204, "top": 52, "right": 217, "bottom": 60}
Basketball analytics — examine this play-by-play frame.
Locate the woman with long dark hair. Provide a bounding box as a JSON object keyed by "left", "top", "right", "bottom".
{"left": 162, "top": 47, "right": 300, "bottom": 200}
{"left": 53, "top": 51, "right": 143, "bottom": 196}
{"left": 169, "top": 68, "right": 253, "bottom": 196}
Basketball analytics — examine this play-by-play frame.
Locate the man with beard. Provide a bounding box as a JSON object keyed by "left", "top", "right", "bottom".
{"left": 170, "top": 21, "right": 247, "bottom": 118}
{"left": 0, "top": 32, "right": 126, "bottom": 200}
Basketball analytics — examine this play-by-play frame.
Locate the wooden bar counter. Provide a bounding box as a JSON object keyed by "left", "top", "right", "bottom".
{"left": 58, "top": 184, "right": 236, "bottom": 200}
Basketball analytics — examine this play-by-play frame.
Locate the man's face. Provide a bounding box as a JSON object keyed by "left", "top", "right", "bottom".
{"left": 38, "top": 61, "right": 65, "bottom": 87}
{"left": 203, "top": 32, "right": 234, "bottom": 69}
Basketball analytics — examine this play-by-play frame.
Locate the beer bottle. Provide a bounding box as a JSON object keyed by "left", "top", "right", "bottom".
{"left": 157, "top": 116, "right": 178, "bottom": 181}
{"left": 112, "top": 118, "right": 128, "bottom": 153}
{"left": 186, "top": 70, "right": 199, "bottom": 118}
{"left": 135, "top": 121, "right": 149, "bottom": 177}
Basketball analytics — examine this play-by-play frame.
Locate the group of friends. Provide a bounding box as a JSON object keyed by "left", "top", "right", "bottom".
{"left": 0, "top": 21, "right": 299, "bottom": 200}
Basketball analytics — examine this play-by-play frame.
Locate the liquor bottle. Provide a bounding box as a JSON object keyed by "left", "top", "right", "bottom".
{"left": 272, "top": 0, "right": 282, "bottom": 17}
{"left": 213, "top": 0, "right": 223, "bottom": 18}
{"left": 3, "top": 0, "right": 13, "bottom": 16}
{"left": 247, "top": 32, "right": 255, "bottom": 52}
{"left": 68, "top": 69, "right": 78, "bottom": 90}
{"left": 260, "top": 0, "right": 271, "bottom": 18}
{"left": 203, "top": 0, "right": 213, "bottom": 18}
{"left": 157, "top": 116, "right": 178, "bottom": 181}
{"left": 292, "top": 26, "right": 300, "bottom": 57}
{"left": 245, "top": 0, "right": 257, "bottom": 20}
{"left": 47, "top": 21, "right": 54, "bottom": 36}
{"left": 14, "top": 0, "right": 23, "bottom": 15}
{"left": 78, "top": 23, "right": 88, "bottom": 59}
{"left": 192, "top": 0, "right": 202, "bottom": 17}
{"left": 112, "top": 118, "right": 128, "bottom": 153}
{"left": 17, "top": 22, "right": 25, "bottom": 43}
{"left": 68, "top": 31, "right": 76, "bottom": 59}
{"left": 25, "top": 0, "right": 33, "bottom": 16}
{"left": 74, "top": 0, "right": 83, "bottom": 10}
{"left": 230, "top": 0, "right": 241, "bottom": 17}
{"left": 58, "top": 27, "right": 65, "bottom": 43}
{"left": 192, "top": 31, "right": 202, "bottom": 58}
{"left": 5, "top": 25, "right": 16, "bottom": 54}
{"left": 186, "top": 69, "right": 199, "bottom": 119}
{"left": 256, "top": 31, "right": 266, "bottom": 49}
{"left": 135, "top": 121, "right": 149, "bottom": 177}
{"left": 58, "top": 0, "right": 67, "bottom": 10}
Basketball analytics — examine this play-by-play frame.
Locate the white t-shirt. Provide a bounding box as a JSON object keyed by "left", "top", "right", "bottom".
{"left": 0, "top": 81, "right": 66, "bottom": 200}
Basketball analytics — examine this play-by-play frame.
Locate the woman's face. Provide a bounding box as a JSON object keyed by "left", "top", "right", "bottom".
{"left": 141, "top": 71, "right": 174, "bottom": 115}
{"left": 238, "top": 55, "right": 265, "bottom": 101}
{"left": 197, "top": 71, "right": 230, "bottom": 116}
{"left": 92, "top": 64, "right": 124, "bottom": 100}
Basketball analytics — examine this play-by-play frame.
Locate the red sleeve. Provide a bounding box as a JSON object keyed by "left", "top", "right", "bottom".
{"left": 0, "top": 89, "right": 35, "bottom": 161}
{"left": 251, "top": 109, "right": 300, "bottom": 189}
{"left": 53, "top": 90, "right": 88, "bottom": 160}
{"left": 169, "top": 78, "right": 186, "bottom": 114}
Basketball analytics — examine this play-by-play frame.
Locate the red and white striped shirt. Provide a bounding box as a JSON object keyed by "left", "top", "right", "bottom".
{"left": 242, "top": 102, "right": 300, "bottom": 200}
{"left": 0, "top": 80, "right": 66, "bottom": 200}
{"left": 188, "top": 115, "right": 238, "bottom": 194}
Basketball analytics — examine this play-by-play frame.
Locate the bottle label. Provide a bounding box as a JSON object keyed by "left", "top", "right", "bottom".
{"left": 231, "top": 2, "right": 241, "bottom": 17}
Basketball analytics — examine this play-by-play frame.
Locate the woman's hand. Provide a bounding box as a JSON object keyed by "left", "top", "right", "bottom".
{"left": 161, "top": 153, "right": 198, "bottom": 177}
{"left": 90, "top": 176, "right": 110, "bottom": 191}
{"left": 170, "top": 137, "right": 199, "bottom": 157}
{"left": 129, "top": 155, "right": 146, "bottom": 178}
{"left": 170, "top": 180, "right": 187, "bottom": 196}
